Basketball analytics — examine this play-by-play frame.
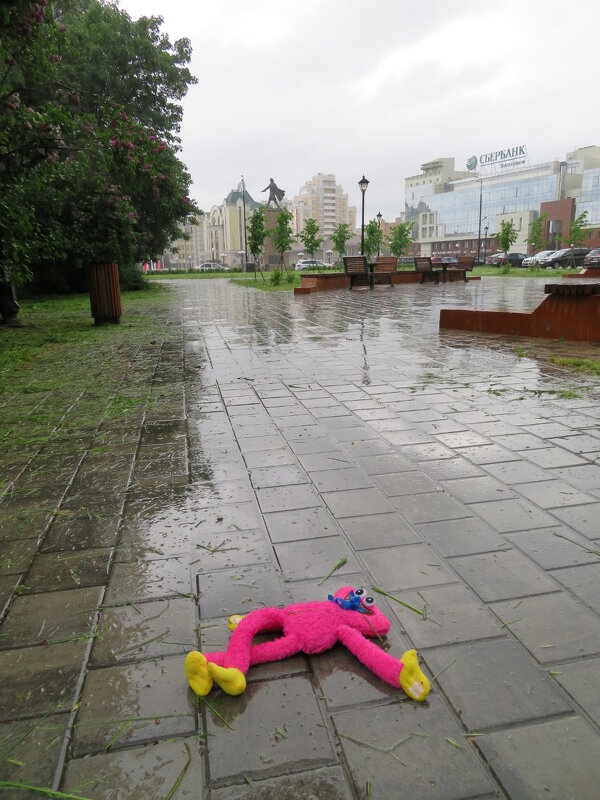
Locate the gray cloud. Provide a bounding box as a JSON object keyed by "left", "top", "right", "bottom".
{"left": 119, "top": 0, "right": 600, "bottom": 221}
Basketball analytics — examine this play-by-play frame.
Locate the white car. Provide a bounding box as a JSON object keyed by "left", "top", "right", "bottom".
{"left": 194, "top": 262, "right": 222, "bottom": 271}
{"left": 521, "top": 250, "right": 555, "bottom": 267}
{"left": 295, "top": 259, "right": 329, "bottom": 271}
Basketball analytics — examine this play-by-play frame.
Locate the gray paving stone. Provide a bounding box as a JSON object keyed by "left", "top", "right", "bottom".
{"left": 0, "top": 640, "right": 87, "bottom": 720}
{"left": 414, "top": 517, "right": 507, "bottom": 557}
{"left": 288, "top": 436, "right": 339, "bottom": 455}
{"left": 339, "top": 512, "right": 420, "bottom": 549}
{"left": 197, "top": 563, "right": 285, "bottom": 618}
{"left": 192, "top": 528, "right": 271, "bottom": 572}
{"left": 357, "top": 452, "right": 414, "bottom": 474}
{"left": 552, "top": 563, "right": 600, "bottom": 614}
{"left": 322, "top": 487, "right": 395, "bottom": 518}
{"left": 361, "top": 543, "right": 456, "bottom": 591}
{"left": 249, "top": 464, "right": 308, "bottom": 489}
{"left": 0, "top": 714, "right": 68, "bottom": 790}
{"left": 516, "top": 479, "right": 596, "bottom": 509}
{"left": 343, "top": 438, "right": 394, "bottom": 457}
{"left": 264, "top": 506, "right": 341, "bottom": 543}
{"left": 209, "top": 767, "right": 350, "bottom": 800}
{"left": 106, "top": 555, "right": 191, "bottom": 604}
{"left": 92, "top": 597, "right": 197, "bottom": 667}
{"left": 63, "top": 738, "right": 205, "bottom": 799}
{"left": 23, "top": 547, "right": 112, "bottom": 594}
{"left": 391, "top": 492, "right": 471, "bottom": 524}
{"left": 388, "top": 584, "right": 502, "bottom": 648}
{"left": 256, "top": 483, "right": 322, "bottom": 513}
{"left": 310, "top": 467, "right": 372, "bottom": 492}
{"left": 421, "top": 456, "right": 485, "bottom": 481}
{"left": 482, "top": 458, "right": 554, "bottom": 484}
{"left": 0, "top": 586, "right": 100, "bottom": 648}
{"left": 554, "top": 657, "right": 600, "bottom": 726}
{"left": 456, "top": 443, "right": 520, "bottom": 464}
{"left": 477, "top": 716, "right": 600, "bottom": 800}
{"left": 72, "top": 656, "right": 195, "bottom": 756}
{"left": 450, "top": 549, "right": 557, "bottom": 602}
{"left": 505, "top": 527, "right": 600, "bottom": 569}
{"left": 297, "top": 451, "right": 353, "bottom": 472}
{"left": 550, "top": 502, "right": 600, "bottom": 540}
{"left": 550, "top": 463, "right": 600, "bottom": 491}
{"left": 273, "top": 537, "right": 358, "bottom": 582}
{"left": 242, "top": 448, "right": 296, "bottom": 468}
{"left": 490, "top": 593, "right": 600, "bottom": 664}
{"left": 205, "top": 676, "right": 335, "bottom": 785}
{"left": 373, "top": 471, "right": 439, "bottom": 496}
{"left": 333, "top": 696, "right": 496, "bottom": 800}
{"left": 472, "top": 498, "right": 556, "bottom": 533}
{"left": 424, "top": 638, "right": 572, "bottom": 730}
{"left": 443, "top": 474, "right": 516, "bottom": 503}
{"left": 523, "top": 446, "right": 587, "bottom": 469}
{"left": 435, "top": 431, "right": 491, "bottom": 448}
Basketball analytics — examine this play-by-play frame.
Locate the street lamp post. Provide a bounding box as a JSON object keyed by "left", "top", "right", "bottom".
{"left": 377, "top": 211, "right": 382, "bottom": 257}
{"left": 483, "top": 225, "right": 489, "bottom": 264}
{"left": 476, "top": 176, "right": 483, "bottom": 264}
{"left": 240, "top": 175, "right": 248, "bottom": 268}
{"left": 359, "top": 175, "right": 369, "bottom": 256}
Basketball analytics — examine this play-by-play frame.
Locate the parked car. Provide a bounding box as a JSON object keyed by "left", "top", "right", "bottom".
{"left": 542, "top": 248, "right": 590, "bottom": 268}
{"left": 583, "top": 248, "right": 600, "bottom": 266}
{"left": 194, "top": 262, "right": 223, "bottom": 271}
{"left": 486, "top": 252, "right": 527, "bottom": 267}
{"left": 295, "top": 258, "right": 329, "bottom": 271}
{"left": 399, "top": 256, "right": 416, "bottom": 265}
{"left": 521, "top": 250, "right": 556, "bottom": 267}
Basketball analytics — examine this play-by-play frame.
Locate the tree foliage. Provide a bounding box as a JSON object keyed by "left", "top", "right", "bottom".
{"left": 298, "top": 218, "right": 323, "bottom": 260}
{"left": 270, "top": 208, "right": 295, "bottom": 268}
{"left": 0, "top": 0, "right": 197, "bottom": 309}
{"left": 564, "top": 211, "right": 589, "bottom": 248}
{"left": 363, "top": 218, "right": 383, "bottom": 262}
{"left": 331, "top": 223, "right": 351, "bottom": 261}
{"left": 388, "top": 221, "right": 414, "bottom": 257}
{"left": 247, "top": 207, "right": 267, "bottom": 267}
{"left": 498, "top": 220, "right": 518, "bottom": 255}
{"left": 526, "top": 213, "right": 547, "bottom": 254}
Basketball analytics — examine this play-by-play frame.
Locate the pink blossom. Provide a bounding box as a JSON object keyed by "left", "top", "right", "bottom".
{"left": 110, "top": 137, "right": 119, "bottom": 149}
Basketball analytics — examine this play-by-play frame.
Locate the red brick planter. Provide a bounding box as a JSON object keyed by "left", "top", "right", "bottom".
{"left": 89, "top": 263, "right": 122, "bottom": 324}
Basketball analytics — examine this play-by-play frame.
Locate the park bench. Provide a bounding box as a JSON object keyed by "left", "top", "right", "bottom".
{"left": 446, "top": 255, "right": 475, "bottom": 283}
{"left": 414, "top": 256, "right": 440, "bottom": 284}
{"left": 373, "top": 256, "right": 398, "bottom": 286}
{"left": 343, "top": 255, "right": 372, "bottom": 289}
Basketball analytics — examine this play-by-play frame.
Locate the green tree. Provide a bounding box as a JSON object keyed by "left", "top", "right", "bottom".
{"left": 564, "top": 211, "right": 589, "bottom": 248}
{"left": 331, "top": 223, "right": 351, "bottom": 263}
{"left": 388, "top": 221, "right": 415, "bottom": 258}
{"left": 247, "top": 207, "right": 267, "bottom": 279}
{"left": 498, "top": 220, "right": 518, "bottom": 256}
{"left": 298, "top": 218, "right": 323, "bottom": 260}
{"left": 270, "top": 208, "right": 295, "bottom": 269}
{"left": 526, "top": 213, "right": 547, "bottom": 254}
{"left": 363, "top": 218, "right": 383, "bottom": 262}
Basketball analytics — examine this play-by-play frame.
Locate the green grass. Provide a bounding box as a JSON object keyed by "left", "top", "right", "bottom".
{"left": 549, "top": 357, "right": 600, "bottom": 376}
{"left": 0, "top": 285, "right": 171, "bottom": 455}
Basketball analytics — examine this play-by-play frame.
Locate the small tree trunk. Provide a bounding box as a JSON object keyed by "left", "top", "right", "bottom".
{"left": 0, "top": 281, "right": 20, "bottom": 326}
{"left": 89, "top": 263, "right": 122, "bottom": 324}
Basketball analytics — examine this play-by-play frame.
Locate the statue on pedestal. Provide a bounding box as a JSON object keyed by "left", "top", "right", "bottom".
{"left": 262, "top": 178, "right": 285, "bottom": 209}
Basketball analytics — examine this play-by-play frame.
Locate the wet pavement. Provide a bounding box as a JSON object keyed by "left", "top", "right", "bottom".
{"left": 1, "top": 276, "right": 600, "bottom": 798}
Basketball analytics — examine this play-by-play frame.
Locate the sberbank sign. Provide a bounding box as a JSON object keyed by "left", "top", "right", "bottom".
{"left": 466, "top": 146, "right": 527, "bottom": 170}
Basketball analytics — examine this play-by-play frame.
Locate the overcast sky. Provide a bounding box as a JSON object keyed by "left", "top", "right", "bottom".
{"left": 119, "top": 0, "right": 599, "bottom": 222}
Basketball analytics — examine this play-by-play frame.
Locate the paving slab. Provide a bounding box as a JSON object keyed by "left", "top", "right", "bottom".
{"left": 256, "top": 483, "right": 322, "bottom": 513}
{"left": 361, "top": 543, "right": 456, "bottom": 591}
{"left": 106, "top": 555, "right": 192, "bottom": 604}
{"left": 477, "top": 716, "right": 600, "bottom": 800}
{"left": 209, "top": 766, "right": 351, "bottom": 800}
{"left": 63, "top": 738, "right": 205, "bottom": 799}
{"left": 424, "top": 638, "right": 572, "bottom": 730}
{"left": 322, "top": 487, "right": 395, "bottom": 518}
{"left": 72, "top": 655, "right": 195, "bottom": 756}
{"left": 551, "top": 563, "right": 600, "bottom": 614}
{"left": 0, "top": 713, "right": 69, "bottom": 790}
{"left": 197, "top": 563, "right": 285, "bottom": 618}
{"left": 333, "top": 696, "right": 496, "bottom": 800}
{"left": 204, "top": 676, "right": 335, "bottom": 786}
{"left": 549, "top": 502, "right": 600, "bottom": 540}
{"left": 449, "top": 549, "right": 557, "bottom": 601}
{"left": 273, "top": 537, "right": 359, "bottom": 583}
{"left": 553, "top": 656, "right": 600, "bottom": 726}
{"left": 414, "top": 517, "right": 507, "bottom": 557}
{"left": 264, "top": 506, "right": 341, "bottom": 543}
{"left": 339, "top": 512, "right": 420, "bottom": 550}
{"left": 505, "top": 527, "right": 600, "bottom": 570}
{"left": 390, "top": 492, "right": 471, "bottom": 524}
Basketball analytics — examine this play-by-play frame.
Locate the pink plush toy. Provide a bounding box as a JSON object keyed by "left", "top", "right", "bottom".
{"left": 185, "top": 585, "right": 430, "bottom": 702}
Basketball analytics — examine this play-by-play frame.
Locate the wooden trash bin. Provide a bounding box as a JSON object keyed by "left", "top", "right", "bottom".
{"left": 89, "top": 263, "right": 122, "bottom": 324}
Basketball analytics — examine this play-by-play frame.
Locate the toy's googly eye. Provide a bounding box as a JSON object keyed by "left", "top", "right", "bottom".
{"left": 354, "top": 587, "right": 366, "bottom": 597}
{"left": 362, "top": 596, "right": 375, "bottom": 608}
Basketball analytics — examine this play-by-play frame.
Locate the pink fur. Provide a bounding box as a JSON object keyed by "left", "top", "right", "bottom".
{"left": 202, "top": 585, "right": 408, "bottom": 688}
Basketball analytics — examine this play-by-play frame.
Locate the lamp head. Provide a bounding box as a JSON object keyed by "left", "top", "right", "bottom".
{"left": 358, "top": 175, "right": 369, "bottom": 194}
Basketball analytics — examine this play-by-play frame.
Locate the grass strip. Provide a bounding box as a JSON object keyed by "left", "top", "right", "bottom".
{"left": 163, "top": 742, "right": 191, "bottom": 800}
{"left": 199, "top": 698, "right": 233, "bottom": 731}
{"left": 553, "top": 532, "right": 600, "bottom": 557}
{"left": 105, "top": 720, "right": 132, "bottom": 751}
{"left": 371, "top": 586, "right": 424, "bottom": 617}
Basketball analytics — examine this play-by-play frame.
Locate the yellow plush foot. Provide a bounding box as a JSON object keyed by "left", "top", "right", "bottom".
{"left": 227, "top": 614, "right": 245, "bottom": 631}
{"left": 399, "top": 649, "right": 430, "bottom": 702}
{"left": 185, "top": 651, "right": 213, "bottom": 696}
{"left": 207, "top": 662, "right": 247, "bottom": 696}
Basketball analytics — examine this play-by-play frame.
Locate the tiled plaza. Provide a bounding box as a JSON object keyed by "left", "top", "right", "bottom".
{"left": 1, "top": 276, "right": 600, "bottom": 799}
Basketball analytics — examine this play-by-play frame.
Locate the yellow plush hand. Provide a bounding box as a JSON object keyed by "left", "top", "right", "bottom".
{"left": 399, "top": 649, "right": 430, "bottom": 701}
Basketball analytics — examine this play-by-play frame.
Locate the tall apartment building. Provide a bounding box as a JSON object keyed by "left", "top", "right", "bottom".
{"left": 289, "top": 173, "right": 357, "bottom": 240}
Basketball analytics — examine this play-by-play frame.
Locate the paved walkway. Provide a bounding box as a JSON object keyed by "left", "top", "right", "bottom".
{"left": 1, "top": 277, "right": 600, "bottom": 799}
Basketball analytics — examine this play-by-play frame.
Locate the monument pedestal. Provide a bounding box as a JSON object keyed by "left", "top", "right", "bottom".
{"left": 262, "top": 207, "right": 282, "bottom": 271}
